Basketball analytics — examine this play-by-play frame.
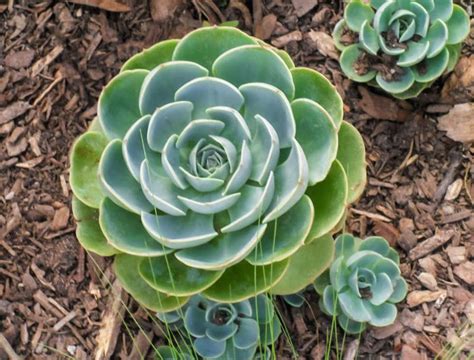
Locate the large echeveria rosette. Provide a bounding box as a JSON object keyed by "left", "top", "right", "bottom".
{"left": 314, "top": 234, "right": 408, "bottom": 334}
{"left": 69, "top": 26, "right": 367, "bottom": 311}
{"left": 334, "top": 0, "right": 470, "bottom": 99}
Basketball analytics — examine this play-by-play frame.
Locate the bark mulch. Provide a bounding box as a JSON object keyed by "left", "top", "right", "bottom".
{"left": 0, "top": 0, "right": 472, "bottom": 359}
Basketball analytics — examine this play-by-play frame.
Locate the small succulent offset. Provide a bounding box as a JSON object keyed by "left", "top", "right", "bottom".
{"left": 70, "top": 26, "right": 367, "bottom": 310}
{"left": 334, "top": 0, "right": 470, "bottom": 98}
{"left": 157, "top": 294, "right": 280, "bottom": 359}
{"left": 314, "top": 234, "right": 407, "bottom": 334}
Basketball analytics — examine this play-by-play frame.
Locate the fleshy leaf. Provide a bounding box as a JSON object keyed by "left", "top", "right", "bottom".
{"left": 213, "top": 45, "right": 295, "bottom": 99}
{"left": 306, "top": 160, "right": 348, "bottom": 241}
{"left": 270, "top": 233, "right": 334, "bottom": 295}
{"left": 141, "top": 211, "right": 217, "bottom": 249}
{"left": 138, "top": 255, "right": 224, "bottom": 296}
{"left": 409, "top": 2, "right": 429, "bottom": 36}
{"left": 397, "top": 41, "right": 430, "bottom": 67}
{"left": 373, "top": 1, "right": 398, "bottom": 33}
{"left": 240, "top": 83, "right": 295, "bottom": 148}
{"left": 72, "top": 196, "right": 119, "bottom": 256}
{"left": 206, "top": 106, "right": 251, "bottom": 146}
{"left": 425, "top": 20, "right": 448, "bottom": 58}
{"left": 338, "top": 290, "right": 371, "bottom": 322}
{"left": 122, "top": 39, "right": 178, "bottom": 71}
{"left": 194, "top": 336, "right": 226, "bottom": 358}
{"left": 98, "top": 70, "right": 148, "bottom": 140}
{"left": 370, "top": 273, "right": 394, "bottom": 306}
{"left": 376, "top": 68, "right": 415, "bottom": 94}
{"left": 233, "top": 318, "right": 259, "bottom": 349}
{"left": 344, "top": 0, "right": 375, "bottom": 32}
{"left": 336, "top": 121, "right": 366, "bottom": 204}
{"left": 360, "top": 20, "right": 380, "bottom": 56}
{"left": 388, "top": 277, "right": 408, "bottom": 303}
{"left": 340, "top": 45, "right": 377, "bottom": 82}
{"left": 175, "top": 224, "right": 267, "bottom": 270}
{"left": 222, "top": 179, "right": 275, "bottom": 233}
{"left": 333, "top": 20, "right": 350, "bottom": 51}
{"left": 147, "top": 101, "right": 193, "bottom": 152}
{"left": 223, "top": 141, "right": 253, "bottom": 194}
{"left": 291, "top": 67, "right": 344, "bottom": 128}
{"left": 175, "top": 77, "right": 244, "bottom": 118}
{"left": 114, "top": 254, "right": 188, "bottom": 312}
{"left": 446, "top": 5, "right": 470, "bottom": 45}
{"left": 338, "top": 314, "right": 366, "bottom": 334}
{"left": 70, "top": 131, "right": 108, "bottom": 208}
{"left": 366, "top": 302, "right": 397, "bottom": 327}
{"left": 139, "top": 61, "right": 208, "bottom": 115}
{"left": 292, "top": 98, "right": 337, "bottom": 185}
{"left": 430, "top": 0, "right": 453, "bottom": 22}
{"left": 178, "top": 190, "right": 241, "bottom": 215}
{"left": 335, "top": 233, "right": 359, "bottom": 259}
{"left": 99, "top": 140, "right": 154, "bottom": 214}
{"left": 140, "top": 160, "right": 187, "bottom": 216}
{"left": 123, "top": 115, "right": 162, "bottom": 182}
{"left": 247, "top": 195, "right": 313, "bottom": 265}
{"left": 359, "top": 236, "right": 390, "bottom": 256}
{"left": 99, "top": 198, "right": 172, "bottom": 256}
{"left": 172, "top": 26, "right": 257, "bottom": 71}
{"left": 247, "top": 116, "right": 279, "bottom": 186}
{"left": 263, "top": 139, "right": 309, "bottom": 224}
{"left": 203, "top": 259, "right": 289, "bottom": 302}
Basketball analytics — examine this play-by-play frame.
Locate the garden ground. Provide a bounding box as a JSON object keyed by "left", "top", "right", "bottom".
{"left": 0, "top": 0, "right": 472, "bottom": 359}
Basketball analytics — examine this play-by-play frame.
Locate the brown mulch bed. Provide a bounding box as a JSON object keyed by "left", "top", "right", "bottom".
{"left": 0, "top": 0, "right": 472, "bottom": 359}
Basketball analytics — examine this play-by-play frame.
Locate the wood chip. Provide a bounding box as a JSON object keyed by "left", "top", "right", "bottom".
{"left": 95, "top": 280, "right": 126, "bottom": 360}
{"left": 417, "top": 272, "right": 438, "bottom": 290}
{"left": 373, "top": 221, "right": 400, "bottom": 247}
{"left": 371, "top": 320, "right": 403, "bottom": 339}
{"left": 5, "top": 49, "right": 35, "bottom": 69}
{"left": 255, "top": 14, "right": 277, "bottom": 40}
{"left": 51, "top": 206, "right": 70, "bottom": 231}
{"left": 441, "top": 55, "right": 474, "bottom": 103}
{"left": 291, "top": 0, "right": 318, "bottom": 17}
{"left": 446, "top": 246, "right": 466, "bottom": 265}
{"left": 399, "top": 308, "right": 424, "bottom": 332}
{"left": 408, "top": 230, "right": 455, "bottom": 261}
{"left": 0, "top": 101, "right": 31, "bottom": 125}
{"left": 53, "top": 311, "right": 77, "bottom": 331}
{"left": 453, "top": 261, "right": 474, "bottom": 285}
{"left": 438, "top": 103, "right": 474, "bottom": 143}
{"left": 305, "top": 30, "right": 338, "bottom": 60}
{"left": 444, "top": 178, "right": 463, "bottom": 201}
{"left": 66, "top": 0, "right": 130, "bottom": 12}
{"left": 358, "top": 87, "right": 412, "bottom": 122}
{"left": 31, "top": 45, "right": 64, "bottom": 78}
{"left": 407, "top": 289, "right": 447, "bottom": 308}
{"left": 271, "top": 30, "right": 303, "bottom": 48}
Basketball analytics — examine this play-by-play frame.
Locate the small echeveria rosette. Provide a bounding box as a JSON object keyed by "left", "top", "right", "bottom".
{"left": 334, "top": 0, "right": 470, "bottom": 99}
{"left": 314, "top": 234, "right": 408, "bottom": 334}
{"left": 157, "top": 294, "right": 281, "bottom": 360}
{"left": 70, "top": 26, "right": 367, "bottom": 310}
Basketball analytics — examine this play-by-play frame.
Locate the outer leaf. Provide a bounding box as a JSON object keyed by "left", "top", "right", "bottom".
{"left": 360, "top": 20, "right": 380, "bottom": 56}
{"left": 413, "top": 48, "right": 449, "bottom": 83}
{"left": 306, "top": 160, "right": 348, "bottom": 241}
{"left": 114, "top": 254, "right": 188, "bottom": 312}
{"left": 99, "top": 140, "right": 154, "bottom": 214}
{"left": 366, "top": 302, "right": 397, "bottom": 327}
{"left": 340, "top": 45, "right": 377, "bottom": 83}
{"left": 446, "top": 5, "right": 470, "bottom": 45}
{"left": 338, "top": 290, "right": 371, "bottom": 322}
{"left": 194, "top": 336, "right": 226, "bottom": 358}
{"left": 213, "top": 45, "right": 295, "bottom": 99}
{"left": 333, "top": 19, "right": 349, "bottom": 51}
{"left": 344, "top": 0, "right": 375, "bottom": 32}
{"left": 270, "top": 233, "right": 334, "bottom": 295}
{"left": 70, "top": 131, "right": 108, "bottom": 208}
{"left": 172, "top": 26, "right": 258, "bottom": 71}
{"left": 121, "top": 39, "right": 178, "bottom": 71}
{"left": 174, "top": 224, "right": 267, "bottom": 270}
{"left": 99, "top": 198, "right": 172, "bottom": 256}
{"left": 98, "top": 70, "right": 148, "bottom": 140}
{"left": 138, "top": 255, "right": 224, "bottom": 296}
{"left": 425, "top": 20, "right": 448, "bottom": 58}
{"left": 336, "top": 121, "right": 366, "bottom": 204}
{"left": 376, "top": 68, "right": 415, "bottom": 94}
{"left": 292, "top": 99, "right": 338, "bottom": 186}
{"left": 203, "top": 259, "right": 289, "bottom": 302}
{"left": 338, "top": 313, "right": 366, "bottom": 334}
{"left": 72, "top": 196, "right": 119, "bottom": 256}
{"left": 430, "top": 0, "right": 453, "bottom": 22}
{"left": 247, "top": 195, "right": 314, "bottom": 265}
{"left": 291, "top": 67, "right": 344, "bottom": 128}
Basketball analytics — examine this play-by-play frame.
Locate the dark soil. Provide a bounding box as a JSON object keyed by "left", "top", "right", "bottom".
{"left": 0, "top": 1, "right": 472, "bottom": 359}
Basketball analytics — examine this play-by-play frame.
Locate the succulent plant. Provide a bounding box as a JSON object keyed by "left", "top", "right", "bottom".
{"left": 281, "top": 292, "right": 306, "bottom": 308}
{"left": 334, "top": 0, "right": 470, "bottom": 98}
{"left": 314, "top": 234, "right": 407, "bottom": 334}
{"left": 156, "top": 294, "right": 280, "bottom": 359}
{"left": 70, "top": 26, "right": 367, "bottom": 309}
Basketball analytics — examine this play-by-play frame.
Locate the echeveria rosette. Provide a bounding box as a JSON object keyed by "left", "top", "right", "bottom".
{"left": 70, "top": 26, "right": 367, "bottom": 309}
{"left": 156, "top": 294, "right": 281, "bottom": 360}
{"left": 334, "top": 0, "right": 470, "bottom": 99}
{"left": 314, "top": 234, "right": 408, "bottom": 334}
